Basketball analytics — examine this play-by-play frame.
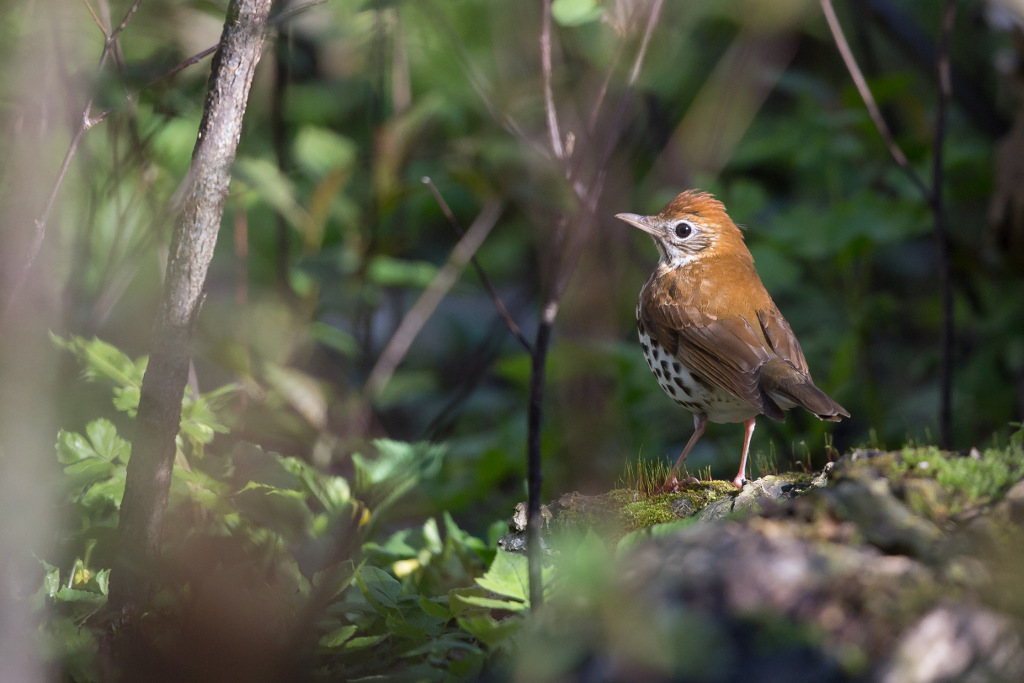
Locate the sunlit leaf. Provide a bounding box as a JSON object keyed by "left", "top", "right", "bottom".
{"left": 294, "top": 126, "right": 358, "bottom": 179}
{"left": 552, "top": 0, "right": 603, "bottom": 26}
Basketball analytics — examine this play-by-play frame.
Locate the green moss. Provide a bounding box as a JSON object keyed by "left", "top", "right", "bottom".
{"left": 614, "top": 481, "right": 735, "bottom": 532}
{"left": 898, "top": 443, "right": 1024, "bottom": 513}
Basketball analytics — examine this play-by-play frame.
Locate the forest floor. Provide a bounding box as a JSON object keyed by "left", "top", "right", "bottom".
{"left": 499, "top": 446, "right": 1024, "bottom": 682}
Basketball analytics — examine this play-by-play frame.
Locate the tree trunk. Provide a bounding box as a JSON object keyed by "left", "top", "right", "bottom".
{"left": 109, "top": 0, "right": 272, "bottom": 613}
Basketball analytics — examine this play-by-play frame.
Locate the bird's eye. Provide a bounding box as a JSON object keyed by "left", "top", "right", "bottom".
{"left": 674, "top": 222, "right": 693, "bottom": 239}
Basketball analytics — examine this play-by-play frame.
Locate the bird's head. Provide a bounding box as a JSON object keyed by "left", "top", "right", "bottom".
{"left": 615, "top": 190, "right": 747, "bottom": 268}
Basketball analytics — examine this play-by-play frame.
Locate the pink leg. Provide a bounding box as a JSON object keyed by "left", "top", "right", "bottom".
{"left": 732, "top": 418, "right": 757, "bottom": 488}
{"left": 670, "top": 413, "right": 708, "bottom": 480}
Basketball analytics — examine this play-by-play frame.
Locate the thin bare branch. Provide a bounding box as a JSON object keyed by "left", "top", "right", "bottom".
{"left": 820, "top": 0, "right": 932, "bottom": 201}
{"left": 151, "top": 45, "right": 219, "bottom": 87}
{"left": 541, "top": 0, "right": 565, "bottom": 160}
{"left": 107, "top": 0, "right": 142, "bottom": 46}
{"left": 583, "top": 0, "right": 663, "bottom": 214}
{"left": 626, "top": 0, "right": 661, "bottom": 87}
{"left": 364, "top": 200, "right": 504, "bottom": 401}
{"left": 422, "top": 1, "right": 551, "bottom": 160}
{"left": 423, "top": 178, "right": 532, "bottom": 352}
{"left": 2, "top": 0, "right": 143, "bottom": 329}
{"left": 80, "top": 0, "right": 109, "bottom": 37}
{"left": 586, "top": 41, "right": 624, "bottom": 136}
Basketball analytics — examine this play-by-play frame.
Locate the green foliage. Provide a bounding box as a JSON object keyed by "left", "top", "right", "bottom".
{"left": 42, "top": 336, "right": 506, "bottom": 681}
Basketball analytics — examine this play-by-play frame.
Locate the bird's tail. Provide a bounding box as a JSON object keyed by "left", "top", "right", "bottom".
{"left": 760, "top": 357, "right": 849, "bottom": 423}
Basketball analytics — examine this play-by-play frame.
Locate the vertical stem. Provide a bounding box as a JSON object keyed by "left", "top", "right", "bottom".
{"left": 110, "top": 0, "right": 272, "bottom": 612}
{"left": 933, "top": 0, "right": 955, "bottom": 449}
{"left": 527, "top": 300, "right": 557, "bottom": 609}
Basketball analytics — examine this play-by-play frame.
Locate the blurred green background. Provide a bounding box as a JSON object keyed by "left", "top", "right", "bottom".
{"left": 3, "top": 0, "right": 1022, "bottom": 542}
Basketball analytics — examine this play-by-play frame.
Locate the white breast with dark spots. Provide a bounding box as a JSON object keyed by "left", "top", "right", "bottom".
{"left": 636, "top": 307, "right": 758, "bottom": 424}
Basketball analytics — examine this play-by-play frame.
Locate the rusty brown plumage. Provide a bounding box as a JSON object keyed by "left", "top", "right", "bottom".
{"left": 617, "top": 190, "right": 848, "bottom": 488}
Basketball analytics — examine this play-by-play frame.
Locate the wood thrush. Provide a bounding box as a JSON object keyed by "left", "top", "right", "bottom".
{"left": 616, "top": 190, "right": 849, "bottom": 489}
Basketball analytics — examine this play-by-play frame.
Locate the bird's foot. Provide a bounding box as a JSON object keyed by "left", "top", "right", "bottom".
{"left": 732, "top": 474, "right": 746, "bottom": 489}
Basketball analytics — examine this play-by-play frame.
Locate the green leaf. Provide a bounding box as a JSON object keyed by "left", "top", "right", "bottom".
{"left": 456, "top": 614, "right": 524, "bottom": 648}
{"left": 474, "top": 550, "right": 529, "bottom": 603}
{"left": 312, "top": 559, "right": 357, "bottom": 602}
{"left": 54, "top": 587, "right": 107, "bottom": 606}
{"left": 85, "top": 419, "right": 130, "bottom": 464}
{"left": 294, "top": 126, "right": 358, "bottom": 179}
{"left": 51, "top": 334, "right": 144, "bottom": 389}
{"left": 310, "top": 321, "right": 359, "bottom": 357}
{"left": 366, "top": 255, "right": 438, "bottom": 289}
{"left": 345, "top": 634, "right": 389, "bottom": 651}
{"left": 282, "top": 457, "right": 352, "bottom": 513}
{"left": 353, "top": 440, "right": 445, "bottom": 518}
{"left": 356, "top": 565, "right": 402, "bottom": 611}
{"left": 112, "top": 385, "right": 140, "bottom": 415}
{"left": 235, "top": 156, "right": 308, "bottom": 228}
{"left": 63, "top": 458, "right": 117, "bottom": 495}
{"left": 418, "top": 595, "right": 450, "bottom": 619}
{"left": 453, "top": 592, "right": 527, "bottom": 613}
{"left": 318, "top": 624, "right": 358, "bottom": 649}
{"left": 39, "top": 559, "right": 61, "bottom": 599}
{"left": 552, "top": 0, "right": 603, "bottom": 26}
{"left": 56, "top": 430, "right": 97, "bottom": 464}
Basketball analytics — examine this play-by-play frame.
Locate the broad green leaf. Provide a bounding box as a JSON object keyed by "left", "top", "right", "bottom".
{"left": 312, "top": 559, "right": 357, "bottom": 602}
{"left": 51, "top": 334, "right": 144, "bottom": 388}
{"left": 457, "top": 614, "right": 524, "bottom": 648}
{"left": 474, "top": 550, "right": 529, "bottom": 603}
{"left": 552, "top": 0, "right": 603, "bottom": 26}
{"left": 112, "top": 385, "right": 140, "bottom": 415}
{"left": 56, "top": 430, "right": 97, "bottom": 464}
{"left": 85, "top": 419, "right": 130, "bottom": 463}
{"left": 318, "top": 624, "right": 358, "bottom": 649}
{"left": 54, "top": 587, "right": 107, "bottom": 606}
{"left": 357, "top": 565, "right": 402, "bottom": 610}
{"left": 418, "top": 595, "right": 450, "bottom": 619}
{"left": 344, "top": 634, "right": 389, "bottom": 651}
{"left": 63, "top": 458, "right": 117, "bottom": 495}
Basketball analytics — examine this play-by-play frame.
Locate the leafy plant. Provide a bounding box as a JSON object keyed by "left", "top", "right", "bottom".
{"left": 41, "top": 336, "right": 519, "bottom": 680}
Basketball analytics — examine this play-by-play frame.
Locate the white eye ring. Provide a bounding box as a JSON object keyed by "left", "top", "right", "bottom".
{"left": 674, "top": 222, "right": 693, "bottom": 239}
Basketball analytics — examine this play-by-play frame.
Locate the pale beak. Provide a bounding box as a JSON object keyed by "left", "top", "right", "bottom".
{"left": 615, "top": 212, "right": 659, "bottom": 237}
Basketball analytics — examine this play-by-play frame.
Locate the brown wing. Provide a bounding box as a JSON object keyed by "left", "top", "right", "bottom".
{"left": 756, "top": 306, "right": 810, "bottom": 375}
{"left": 640, "top": 291, "right": 784, "bottom": 421}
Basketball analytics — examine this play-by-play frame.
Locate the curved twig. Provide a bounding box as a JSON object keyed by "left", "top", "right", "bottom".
{"left": 820, "top": 0, "right": 932, "bottom": 202}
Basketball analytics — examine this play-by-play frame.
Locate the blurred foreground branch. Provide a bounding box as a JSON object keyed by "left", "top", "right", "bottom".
{"left": 0, "top": 0, "right": 142, "bottom": 332}
{"left": 110, "top": 0, "right": 272, "bottom": 614}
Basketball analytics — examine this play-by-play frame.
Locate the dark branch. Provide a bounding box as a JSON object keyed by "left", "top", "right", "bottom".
{"left": 932, "top": 0, "right": 955, "bottom": 449}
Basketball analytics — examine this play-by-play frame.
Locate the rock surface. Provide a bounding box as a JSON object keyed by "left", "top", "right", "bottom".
{"left": 504, "top": 448, "right": 1024, "bottom": 682}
